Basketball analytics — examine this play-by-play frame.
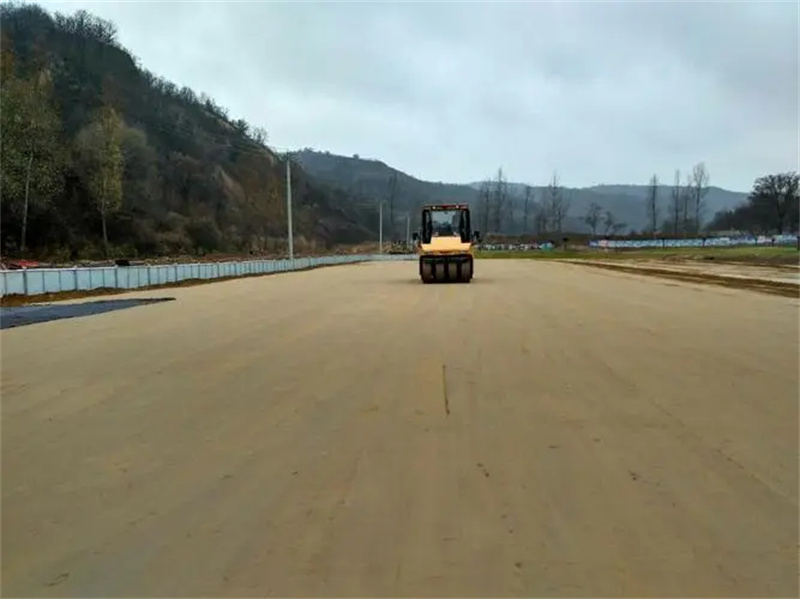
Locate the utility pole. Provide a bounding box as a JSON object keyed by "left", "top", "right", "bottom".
{"left": 285, "top": 153, "right": 294, "bottom": 260}
{"left": 405, "top": 214, "right": 410, "bottom": 246}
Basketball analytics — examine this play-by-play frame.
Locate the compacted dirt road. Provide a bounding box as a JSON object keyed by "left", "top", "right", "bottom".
{"left": 2, "top": 260, "right": 798, "bottom": 597}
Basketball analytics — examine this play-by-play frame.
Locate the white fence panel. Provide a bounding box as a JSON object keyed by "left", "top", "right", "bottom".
{"left": 588, "top": 235, "right": 798, "bottom": 249}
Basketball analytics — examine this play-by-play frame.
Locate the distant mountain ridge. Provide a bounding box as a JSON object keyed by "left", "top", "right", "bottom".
{"left": 296, "top": 149, "right": 749, "bottom": 235}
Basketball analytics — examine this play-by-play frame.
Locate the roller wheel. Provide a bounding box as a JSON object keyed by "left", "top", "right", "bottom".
{"left": 421, "top": 262, "right": 434, "bottom": 283}
{"left": 447, "top": 263, "right": 459, "bottom": 281}
{"left": 434, "top": 264, "right": 447, "bottom": 283}
{"left": 460, "top": 261, "right": 473, "bottom": 283}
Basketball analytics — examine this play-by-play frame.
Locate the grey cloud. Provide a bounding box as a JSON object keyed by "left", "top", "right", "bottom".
{"left": 37, "top": 0, "right": 800, "bottom": 190}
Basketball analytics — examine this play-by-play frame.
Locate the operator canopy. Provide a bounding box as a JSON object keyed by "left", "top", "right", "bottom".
{"left": 431, "top": 209, "right": 466, "bottom": 237}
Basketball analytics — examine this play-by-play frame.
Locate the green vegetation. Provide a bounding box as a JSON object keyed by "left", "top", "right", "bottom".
{"left": 707, "top": 173, "right": 800, "bottom": 235}
{"left": 0, "top": 2, "right": 378, "bottom": 260}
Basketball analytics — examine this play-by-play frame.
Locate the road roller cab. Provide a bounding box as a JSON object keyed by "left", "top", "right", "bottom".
{"left": 412, "top": 204, "right": 480, "bottom": 283}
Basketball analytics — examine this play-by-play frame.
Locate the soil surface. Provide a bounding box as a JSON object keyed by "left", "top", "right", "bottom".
{"left": 2, "top": 260, "right": 797, "bottom": 597}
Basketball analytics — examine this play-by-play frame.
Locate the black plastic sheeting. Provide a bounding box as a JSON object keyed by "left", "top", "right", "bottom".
{"left": 0, "top": 298, "right": 176, "bottom": 330}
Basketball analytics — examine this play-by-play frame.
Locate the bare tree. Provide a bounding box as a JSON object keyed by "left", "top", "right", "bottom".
{"left": 522, "top": 185, "right": 533, "bottom": 234}
{"left": 505, "top": 193, "right": 516, "bottom": 233}
{"left": 490, "top": 167, "right": 508, "bottom": 233}
{"left": 689, "top": 162, "right": 709, "bottom": 232}
{"left": 680, "top": 171, "right": 693, "bottom": 235}
{"left": 584, "top": 201, "right": 602, "bottom": 236}
{"left": 669, "top": 169, "right": 682, "bottom": 235}
{"left": 603, "top": 209, "right": 626, "bottom": 236}
{"left": 533, "top": 202, "right": 548, "bottom": 235}
{"left": 478, "top": 180, "right": 491, "bottom": 235}
{"left": 250, "top": 126, "right": 268, "bottom": 146}
{"left": 545, "top": 170, "right": 570, "bottom": 233}
{"left": 646, "top": 174, "right": 659, "bottom": 236}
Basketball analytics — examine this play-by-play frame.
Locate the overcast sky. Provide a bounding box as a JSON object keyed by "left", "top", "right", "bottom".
{"left": 33, "top": 0, "right": 800, "bottom": 190}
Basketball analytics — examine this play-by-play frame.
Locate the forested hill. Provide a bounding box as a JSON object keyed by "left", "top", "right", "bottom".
{"left": 295, "top": 149, "right": 750, "bottom": 235}
{"left": 0, "top": 2, "right": 377, "bottom": 260}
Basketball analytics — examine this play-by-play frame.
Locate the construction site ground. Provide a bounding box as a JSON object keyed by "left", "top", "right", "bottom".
{"left": 1, "top": 259, "right": 798, "bottom": 597}
{"left": 612, "top": 259, "right": 800, "bottom": 283}
{"left": 566, "top": 254, "right": 799, "bottom": 297}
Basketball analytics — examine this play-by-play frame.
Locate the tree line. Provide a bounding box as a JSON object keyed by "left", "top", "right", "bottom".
{"left": 475, "top": 168, "right": 571, "bottom": 237}
{"left": 473, "top": 161, "right": 798, "bottom": 240}
{"left": 637, "top": 165, "right": 798, "bottom": 237}
{"left": 474, "top": 164, "right": 707, "bottom": 239}
{"left": 706, "top": 172, "right": 799, "bottom": 235}
{"left": 582, "top": 162, "right": 711, "bottom": 238}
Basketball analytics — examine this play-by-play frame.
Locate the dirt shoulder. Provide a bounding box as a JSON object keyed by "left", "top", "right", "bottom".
{"left": 478, "top": 246, "right": 799, "bottom": 267}
{"left": 567, "top": 258, "right": 799, "bottom": 298}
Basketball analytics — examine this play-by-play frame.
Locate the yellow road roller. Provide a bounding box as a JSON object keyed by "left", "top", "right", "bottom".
{"left": 411, "top": 203, "right": 481, "bottom": 283}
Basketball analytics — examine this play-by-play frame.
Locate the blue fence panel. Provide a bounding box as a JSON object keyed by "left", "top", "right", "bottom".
{"left": 25, "top": 270, "right": 43, "bottom": 295}
{"left": 32, "top": 271, "right": 48, "bottom": 294}
{"left": 88, "top": 268, "right": 101, "bottom": 290}
{"left": 0, "top": 253, "right": 417, "bottom": 297}
{"left": 5, "top": 271, "right": 25, "bottom": 295}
